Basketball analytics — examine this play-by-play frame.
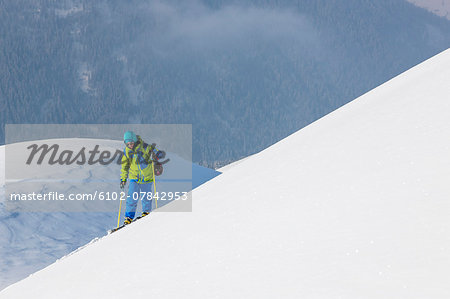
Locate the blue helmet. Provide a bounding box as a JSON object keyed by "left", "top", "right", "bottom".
{"left": 123, "top": 131, "right": 137, "bottom": 143}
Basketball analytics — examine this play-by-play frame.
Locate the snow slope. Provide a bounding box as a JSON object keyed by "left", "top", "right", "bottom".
{"left": 0, "top": 140, "right": 220, "bottom": 290}
{"left": 2, "top": 49, "right": 450, "bottom": 298}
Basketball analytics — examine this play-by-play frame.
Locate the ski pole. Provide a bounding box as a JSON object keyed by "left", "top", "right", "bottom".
{"left": 152, "top": 160, "right": 158, "bottom": 209}
{"left": 116, "top": 196, "right": 123, "bottom": 228}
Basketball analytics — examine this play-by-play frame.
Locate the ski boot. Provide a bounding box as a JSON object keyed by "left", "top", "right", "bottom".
{"left": 123, "top": 217, "right": 133, "bottom": 225}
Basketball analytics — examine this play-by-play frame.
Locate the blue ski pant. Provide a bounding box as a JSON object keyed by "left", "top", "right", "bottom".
{"left": 125, "top": 181, "right": 153, "bottom": 219}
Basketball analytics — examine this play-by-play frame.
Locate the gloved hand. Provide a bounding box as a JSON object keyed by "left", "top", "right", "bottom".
{"left": 120, "top": 180, "right": 126, "bottom": 189}
{"left": 154, "top": 162, "right": 163, "bottom": 176}
{"left": 154, "top": 150, "right": 165, "bottom": 161}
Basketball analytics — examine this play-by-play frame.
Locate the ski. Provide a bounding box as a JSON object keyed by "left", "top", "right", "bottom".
{"left": 107, "top": 215, "right": 146, "bottom": 234}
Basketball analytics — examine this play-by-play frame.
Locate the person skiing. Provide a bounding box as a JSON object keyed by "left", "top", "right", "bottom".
{"left": 120, "top": 131, "right": 164, "bottom": 225}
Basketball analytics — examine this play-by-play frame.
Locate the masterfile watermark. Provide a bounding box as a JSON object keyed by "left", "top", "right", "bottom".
{"left": 26, "top": 144, "right": 124, "bottom": 165}
{"left": 25, "top": 143, "right": 169, "bottom": 166}
{"left": 9, "top": 191, "right": 189, "bottom": 202}
{"left": 4, "top": 124, "right": 193, "bottom": 212}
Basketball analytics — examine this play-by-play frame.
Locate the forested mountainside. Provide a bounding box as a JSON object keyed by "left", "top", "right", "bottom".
{"left": 1, "top": 0, "right": 449, "bottom": 166}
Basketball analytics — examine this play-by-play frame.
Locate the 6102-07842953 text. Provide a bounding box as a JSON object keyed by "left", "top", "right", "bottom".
{"left": 8, "top": 191, "right": 188, "bottom": 202}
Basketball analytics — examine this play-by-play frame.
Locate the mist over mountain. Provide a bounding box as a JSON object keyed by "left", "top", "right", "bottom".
{"left": 407, "top": 0, "right": 450, "bottom": 20}
{"left": 1, "top": 0, "right": 450, "bottom": 166}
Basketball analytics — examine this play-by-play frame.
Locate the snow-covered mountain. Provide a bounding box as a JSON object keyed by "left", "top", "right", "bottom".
{"left": 1, "top": 48, "right": 450, "bottom": 298}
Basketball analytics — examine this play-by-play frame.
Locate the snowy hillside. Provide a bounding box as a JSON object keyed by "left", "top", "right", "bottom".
{"left": 1, "top": 49, "right": 450, "bottom": 298}
{"left": 0, "top": 139, "right": 220, "bottom": 290}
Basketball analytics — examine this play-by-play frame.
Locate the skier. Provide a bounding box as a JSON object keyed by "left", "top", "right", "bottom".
{"left": 120, "top": 131, "right": 164, "bottom": 225}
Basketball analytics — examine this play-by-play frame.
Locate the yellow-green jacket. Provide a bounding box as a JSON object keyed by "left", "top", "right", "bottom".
{"left": 120, "top": 136, "right": 157, "bottom": 183}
